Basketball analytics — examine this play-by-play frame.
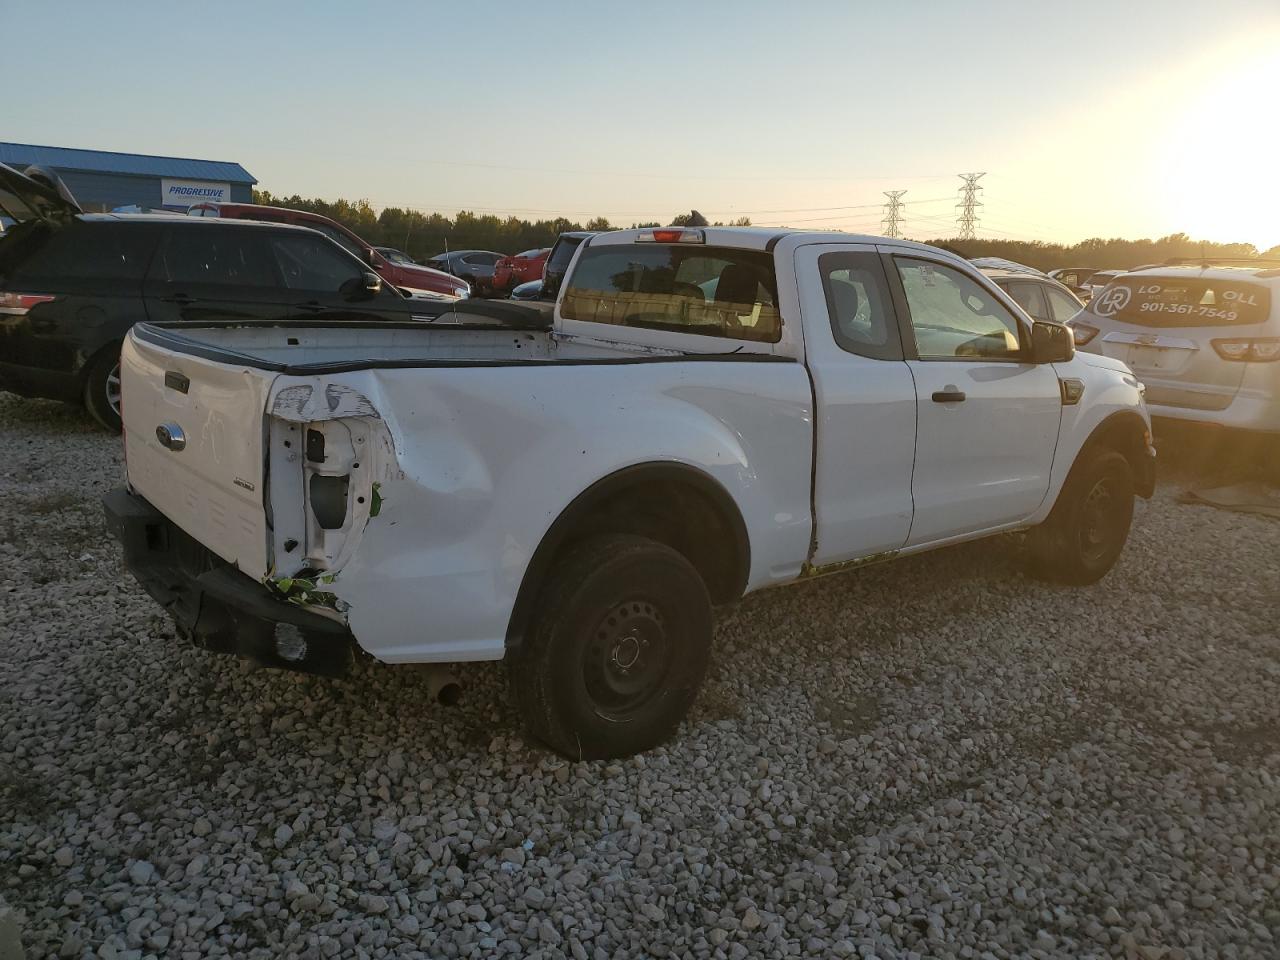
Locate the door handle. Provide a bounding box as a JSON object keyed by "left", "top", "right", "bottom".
{"left": 294, "top": 301, "right": 325, "bottom": 312}
{"left": 155, "top": 422, "right": 186, "bottom": 451}
{"left": 162, "top": 294, "right": 197, "bottom": 305}
{"left": 932, "top": 389, "right": 966, "bottom": 403}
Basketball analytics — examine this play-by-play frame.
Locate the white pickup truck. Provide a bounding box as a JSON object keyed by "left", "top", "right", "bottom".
{"left": 105, "top": 227, "right": 1155, "bottom": 758}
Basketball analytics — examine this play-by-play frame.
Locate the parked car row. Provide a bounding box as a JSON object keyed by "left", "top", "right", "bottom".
{"left": 0, "top": 165, "right": 465, "bottom": 430}
{"left": 187, "top": 202, "right": 470, "bottom": 299}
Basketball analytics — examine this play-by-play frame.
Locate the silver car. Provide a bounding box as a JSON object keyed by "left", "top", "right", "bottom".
{"left": 1071, "top": 260, "right": 1280, "bottom": 433}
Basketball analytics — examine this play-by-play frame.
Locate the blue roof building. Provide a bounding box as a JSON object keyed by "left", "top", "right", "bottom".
{"left": 0, "top": 142, "right": 257, "bottom": 212}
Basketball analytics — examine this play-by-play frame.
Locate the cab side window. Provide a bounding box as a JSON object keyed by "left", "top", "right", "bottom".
{"left": 895, "top": 259, "right": 1023, "bottom": 360}
{"left": 270, "top": 233, "right": 364, "bottom": 292}
{"left": 818, "top": 251, "right": 902, "bottom": 360}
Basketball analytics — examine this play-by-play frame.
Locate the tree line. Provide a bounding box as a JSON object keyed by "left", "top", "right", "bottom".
{"left": 253, "top": 190, "right": 1277, "bottom": 268}
{"left": 252, "top": 191, "right": 750, "bottom": 261}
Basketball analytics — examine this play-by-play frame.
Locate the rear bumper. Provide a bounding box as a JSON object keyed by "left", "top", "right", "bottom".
{"left": 103, "top": 486, "right": 353, "bottom": 675}
{"left": 1147, "top": 393, "right": 1280, "bottom": 434}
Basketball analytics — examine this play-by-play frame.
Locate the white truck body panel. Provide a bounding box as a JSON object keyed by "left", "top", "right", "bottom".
{"left": 116, "top": 228, "right": 1153, "bottom": 668}
{"left": 121, "top": 337, "right": 275, "bottom": 580}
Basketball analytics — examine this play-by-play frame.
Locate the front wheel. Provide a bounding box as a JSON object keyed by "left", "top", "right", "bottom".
{"left": 1026, "top": 448, "right": 1134, "bottom": 585}
{"left": 83, "top": 348, "right": 122, "bottom": 432}
{"left": 511, "top": 534, "right": 713, "bottom": 759}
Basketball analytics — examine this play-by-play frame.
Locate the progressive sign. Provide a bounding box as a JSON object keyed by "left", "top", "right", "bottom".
{"left": 161, "top": 178, "right": 232, "bottom": 207}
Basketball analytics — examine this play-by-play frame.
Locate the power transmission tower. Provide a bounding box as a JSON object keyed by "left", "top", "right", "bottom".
{"left": 881, "top": 190, "right": 907, "bottom": 239}
{"left": 956, "top": 172, "right": 985, "bottom": 239}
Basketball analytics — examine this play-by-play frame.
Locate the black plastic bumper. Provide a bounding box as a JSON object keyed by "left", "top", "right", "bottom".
{"left": 103, "top": 487, "right": 353, "bottom": 675}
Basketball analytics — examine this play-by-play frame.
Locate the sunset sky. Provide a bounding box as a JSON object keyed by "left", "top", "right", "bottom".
{"left": 7, "top": 0, "right": 1280, "bottom": 248}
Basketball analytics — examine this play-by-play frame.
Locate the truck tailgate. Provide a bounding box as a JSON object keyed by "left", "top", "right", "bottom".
{"left": 120, "top": 333, "right": 275, "bottom": 580}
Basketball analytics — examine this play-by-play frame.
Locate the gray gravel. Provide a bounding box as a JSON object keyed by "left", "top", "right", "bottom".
{"left": 2, "top": 392, "right": 1278, "bottom": 960}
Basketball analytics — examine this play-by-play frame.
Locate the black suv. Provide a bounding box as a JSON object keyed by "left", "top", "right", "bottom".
{"left": 0, "top": 164, "right": 448, "bottom": 429}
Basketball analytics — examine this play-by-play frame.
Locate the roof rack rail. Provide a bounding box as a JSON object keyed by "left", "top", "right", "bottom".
{"left": 1161, "top": 257, "right": 1280, "bottom": 268}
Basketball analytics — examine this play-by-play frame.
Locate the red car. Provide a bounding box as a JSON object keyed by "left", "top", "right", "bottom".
{"left": 492, "top": 248, "right": 550, "bottom": 295}
{"left": 187, "top": 203, "right": 469, "bottom": 298}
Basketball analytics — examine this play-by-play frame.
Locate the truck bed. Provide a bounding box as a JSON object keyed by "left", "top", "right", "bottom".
{"left": 128, "top": 318, "right": 695, "bottom": 369}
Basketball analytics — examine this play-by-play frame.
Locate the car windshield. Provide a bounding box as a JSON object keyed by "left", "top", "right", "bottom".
{"left": 1090, "top": 275, "right": 1271, "bottom": 327}
{"left": 561, "top": 244, "right": 780, "bottom": 343}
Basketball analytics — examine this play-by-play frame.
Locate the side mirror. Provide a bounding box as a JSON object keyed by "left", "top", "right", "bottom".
{"left": 1030, "top": 320, "right": 1074, "bottom": 363}
{"left": 341, "top": 272, "right": 383, "bottom": 299}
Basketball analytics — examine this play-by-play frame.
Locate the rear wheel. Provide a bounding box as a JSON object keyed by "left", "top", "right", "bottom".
{"left": 1027, "top": 448, "right": 1134, "bottom": 585}
{"left": 83, "top": 348, "right": 122, "bottom": 432}
{"left": 511, "top": 534, "right": 712, "bottom": 759}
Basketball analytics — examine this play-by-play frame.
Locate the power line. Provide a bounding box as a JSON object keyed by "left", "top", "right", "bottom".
{"left": 956, "top": 172, "right": 986, "bottom": 240}
{"left": 881, "top": 190, "right": 907, "bottom": 239}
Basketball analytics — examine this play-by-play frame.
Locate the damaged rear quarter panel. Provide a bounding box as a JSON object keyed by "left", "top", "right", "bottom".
{"left": 277, "top": 361, "right": 813, "bottom": 664}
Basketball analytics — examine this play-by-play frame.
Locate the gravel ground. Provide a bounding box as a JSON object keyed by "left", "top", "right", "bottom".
{"left": 1, "top": 393, "right": 1278, "bottom": 960}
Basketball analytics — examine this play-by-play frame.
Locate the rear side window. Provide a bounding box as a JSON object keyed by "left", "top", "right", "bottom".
{"left": 157, "top": 228, "right": 277, "bottom": 288}
{"left": 1091, "top": 276, "right": 1270, "bottom": 326}
{"left": 3, "top": 222, "right": 158, "bottom": 285}
{"left": 819, "top": 251, "right": 901, "bottom": 360}
{"left": 1005, "top": 281, "right": 1048, "bottom": 321}
{"left": 562, "top": 244, "right": 781, "bottom": 343}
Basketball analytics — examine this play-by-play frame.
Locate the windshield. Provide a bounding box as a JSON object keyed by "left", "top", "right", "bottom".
{"left": 562, "top": 244, "right": 780, "bottom": 343}
{"left": 1090, "top": 275, "right": 1271, "bottom": 327}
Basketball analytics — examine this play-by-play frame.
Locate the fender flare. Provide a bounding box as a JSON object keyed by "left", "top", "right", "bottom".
{"left": 1073, "top": 410, "right": 1155, "bottom": 499}
{"left": 505, "top": 461, "right": 751, "bottom": 652}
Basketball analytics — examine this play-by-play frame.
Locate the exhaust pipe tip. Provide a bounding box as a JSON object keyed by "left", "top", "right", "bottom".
{"left": 426, "top": 669, "right": 462, "bottom": 706}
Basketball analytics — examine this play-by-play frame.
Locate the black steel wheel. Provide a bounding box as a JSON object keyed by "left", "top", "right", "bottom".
{"left": 512, "top": 534, "right": 712, "bottom": 759}
{"left": 1027, "top": 448, "right": 1134, "bottom": 585}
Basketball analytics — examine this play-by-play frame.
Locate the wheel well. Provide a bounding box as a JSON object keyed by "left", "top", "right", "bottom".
{"left": 79, "top": 340, "right": 122, "bottom": 386}
{"left": 1081, "top": 412, "right": 1154, "bottom": 498}
{"left": 506, "top": 464, "right": 750, "bottom": 651}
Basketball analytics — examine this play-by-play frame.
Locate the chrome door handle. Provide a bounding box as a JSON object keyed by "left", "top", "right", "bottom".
{"left": 156, "top": 422, "right": 186, "bottom": 451}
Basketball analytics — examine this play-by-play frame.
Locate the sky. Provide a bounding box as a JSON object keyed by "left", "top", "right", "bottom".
{"left": 6, "top": 0, "right": 1280, "bottom": 249}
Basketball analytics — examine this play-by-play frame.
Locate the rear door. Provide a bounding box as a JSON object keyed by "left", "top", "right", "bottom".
{"left": 887, "top": 252, "right": 1062, "bottom": 545}
{"left": 143, "top": 225, "right": 293, "bottom": 322}
{"left": 120, "top": 331, "right": 275, "bottom": 579}
{"left": 798, "top": 244, "right": 917, "bottom": 563}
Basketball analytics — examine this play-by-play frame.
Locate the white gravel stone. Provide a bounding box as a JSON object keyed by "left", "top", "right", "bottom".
{"left": 1, "top": 394, "right": 1278, "bottom": 959}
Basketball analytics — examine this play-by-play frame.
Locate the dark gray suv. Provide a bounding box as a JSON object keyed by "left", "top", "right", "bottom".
{"left": 0, "top": 163, "right": 448, "bottom": 429}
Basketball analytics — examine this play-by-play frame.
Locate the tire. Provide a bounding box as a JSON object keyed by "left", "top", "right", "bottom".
{"left": 511, "top": 534, "right": 713, "bottom": 760}
{"left": 1027, "top": 448, "right": 1134, "bottom": 585}
{"left": 83, "top": 347, "right": 122, "bottom": 432}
